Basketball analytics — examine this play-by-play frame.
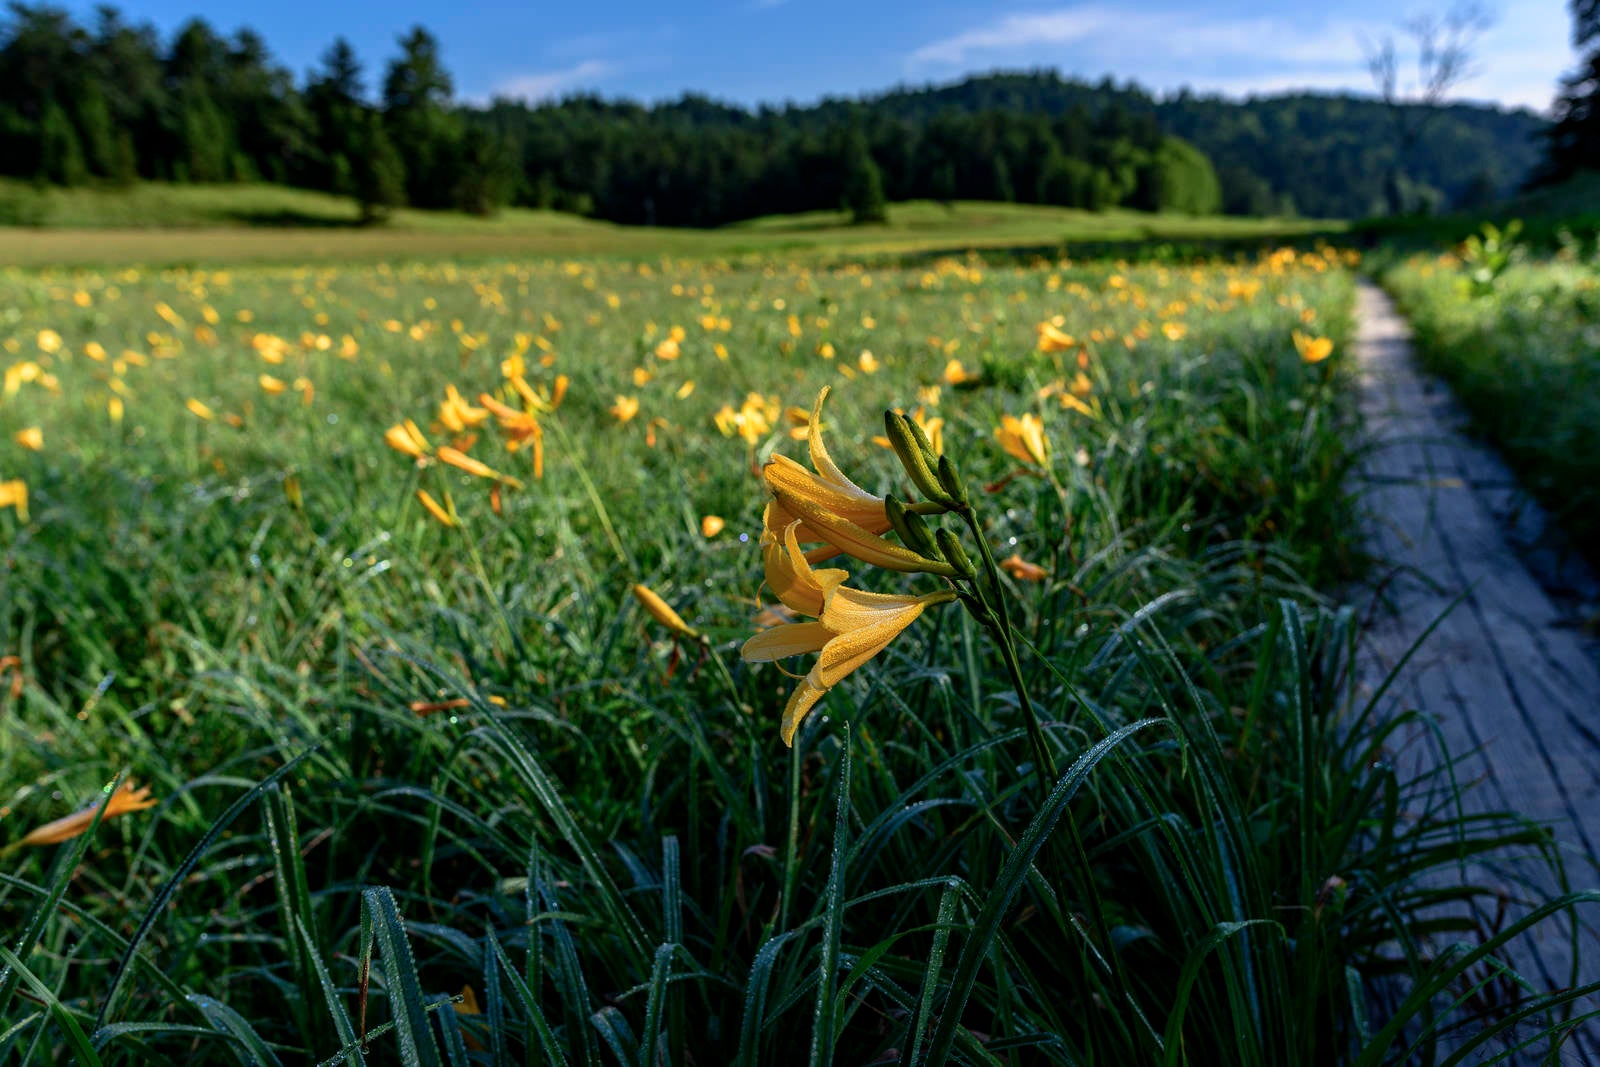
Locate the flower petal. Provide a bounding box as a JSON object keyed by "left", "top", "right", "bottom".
{"left": 763, "top": 455, "right": 888, "bottom": 532}
{"left": 814, "top": 600, "right": 927, "bottom": 687}
{"left": 818, "top": 585, "right": 929, "bottom": 633}
{"left": 741, "top": 621, "right": 834, "bottom": 662}
{"left": 781, "top": 672, "right": 829, "bottom": 746}
{"left": 769, "top": 486, "right": 956, "bottom": 576}
{"left": 807, "top": 386, "right": 881, "bottom": 507}
{"left": 761, "top": 508, "right": 847, "bottom": 616}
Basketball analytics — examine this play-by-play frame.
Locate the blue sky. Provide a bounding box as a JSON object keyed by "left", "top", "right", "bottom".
{"left": 63, "top": 1, "right": 1578, "bottom": 112}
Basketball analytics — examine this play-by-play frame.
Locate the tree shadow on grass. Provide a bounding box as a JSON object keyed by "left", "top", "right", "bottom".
{"left": 224, "top": 209, "right": 366, "bottom": 229}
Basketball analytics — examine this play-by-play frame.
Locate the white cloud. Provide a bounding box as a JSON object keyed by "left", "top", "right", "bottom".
{"left": 909, "top": 9, "right": 1117, "bottom": 67}
{"left": 905, "top": 3, "right": 1574, "bottom": 110}
{"left": 494, "top": 60, "right": 615, "bottom": 103}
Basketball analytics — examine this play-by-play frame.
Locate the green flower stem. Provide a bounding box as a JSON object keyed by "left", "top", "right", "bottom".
{"left": 956, "top": 503, "right": 1059, "bottom": 794}
{"left": 780, "top": 739, "right": 802, "bottom": 933}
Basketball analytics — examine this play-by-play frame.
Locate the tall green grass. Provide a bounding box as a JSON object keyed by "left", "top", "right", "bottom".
{"left": 1381, "top": 246, "right": 1600, "bottom": 566}
{"left": 0, "top": 247, "right": 1593, "bottom": 1062}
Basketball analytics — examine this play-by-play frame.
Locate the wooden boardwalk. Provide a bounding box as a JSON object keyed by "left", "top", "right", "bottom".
{"left": 1352, "top": 280, "right": 1600, "bottom": 1061}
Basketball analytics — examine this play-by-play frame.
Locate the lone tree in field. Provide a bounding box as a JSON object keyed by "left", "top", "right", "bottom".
{"left": 841, "top": 128, "right": 888, "bottom": 224}
{"left": 353, "top": 111, "right": 406, "bottom": 224}
{"left": 1363, "top": 3, "right": 1493, "bottom": 214}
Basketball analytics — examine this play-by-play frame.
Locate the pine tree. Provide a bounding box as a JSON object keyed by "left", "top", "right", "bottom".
{"left": 73, "top": 81, "right": 116, "bottom": 178}
{"left": 39, "top": 102, "right": 87, "bottom": 185}
{"left": 178, "top": 86, "right": 229, "bottom": 182}
{"left": 990, "top": 154, "right": 1015, "bottom": 203}
{"left": 452, "top": 125, "right": 517, "bottom": 216}
{"left": 840, "top": 130, "right": 887, "bottom": 224}
{"left": 1541, "top": 0, "right": 1599, "bottom": 184}
{"left": 353, "top": 112, "right": 406, "bottom": 223}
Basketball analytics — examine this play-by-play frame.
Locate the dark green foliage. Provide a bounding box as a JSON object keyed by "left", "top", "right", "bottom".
{"left": 38, "top": 101, "right": 85, "bottom": 185}
{"left": 72, "top": 80, "right": 114, "bottom": 178}
{"left": 0, "top": 12, "right": 1546, "bottom": 227}
{"left": 1541, "top": 49, "right": 1599, "bottom": 181}
{"left": 306, "top": 38, "right": 367, "bottom": 196}
{"left": 451, "top": 124, "right": 517, "bottom": 216}
{"left": 841, "top": 128, "right": 887, "bottom": 224}
{"left": 177, "top": 85, "right": 229, "bottom": 183}
{"left": 352, "top": 111, "right": 406, "bottom": 223}
{"left": 1153, "top": 136, "right": 1222, "bottom": 215}
{"left": 383, "top": 26, "right": 465, "bottom": 210}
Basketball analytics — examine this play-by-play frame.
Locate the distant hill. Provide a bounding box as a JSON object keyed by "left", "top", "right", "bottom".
{"left": 481, "top": 71, "right": 1545, "bottom": 225}
{"left": 0, "top": 3, "right": 1548, "bottom": 228}
{"left": 804, "top": 72, "right": 1547, "bottom": 220}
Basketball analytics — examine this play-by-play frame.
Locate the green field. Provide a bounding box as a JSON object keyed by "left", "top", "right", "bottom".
{"left": 0, "top": 235, "right": 1587, "bottom": 1063}
{"left": 0, "top": 182, "right": 1334, "bottom": 267}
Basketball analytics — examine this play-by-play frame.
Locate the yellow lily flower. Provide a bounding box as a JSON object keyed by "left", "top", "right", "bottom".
{"left": 757, "top": 505, "right": 848, "bottom": 617}
{"left": 20, "top": 779, "right": 157, "bottom": 847}
{"left": 415, "top": 489, "right": 458, "bottom": 526}
{"left": 763, "top": 389, "right": 955, "bottom": 575}
{"left": 14, "top": 427, "right": 42, "bottom": 451}
{"left": 942, "top": 358, "right": 977, "bottom": 386}
{"left": 632, "top": 583, "right": 699, "bottom": 639}
{"left": 761, "top": 386, "right": 888, "bottom": 527}
{"left": 479, "top": 392, "right": 546, "bottom": 477}
{"left": 1036, "top": 322, "right": 1076, "bottom": 352}
{"left": 611, "top": 395, "right": 640, "bottom": 423}
{"left": 1293, "top": 331, "right": 1333, "bottom": 364}
{"left": 437, "top": 446, "right": 525, "bottom": 489}
{"left": 0, "top": 478, "right": 27, "bottom": 522}
{"left": 995, "top": 413, "right": 1049, "bottom": 466}
{"left": 384, "top": 420, "right": 432, "bottom": 460}
{"left": 743, "top": 521, "right": 951, "bottom": 745}
{"left": 439, "top": 385, "right": 490, "bottom": 433}
{"left": 185, "top": 398, "right": 215, "bottom": 421}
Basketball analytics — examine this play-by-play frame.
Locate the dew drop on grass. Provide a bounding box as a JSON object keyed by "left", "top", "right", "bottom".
{"left": 326, "top": 414, "right": 338, "bottom": 425}
{"left": 739, "top": 533, "right": 749, "bottom": 543}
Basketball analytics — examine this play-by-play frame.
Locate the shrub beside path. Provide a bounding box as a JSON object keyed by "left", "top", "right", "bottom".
{"left": 1353, "top": 279, "right": 1600, "bottom": 1059}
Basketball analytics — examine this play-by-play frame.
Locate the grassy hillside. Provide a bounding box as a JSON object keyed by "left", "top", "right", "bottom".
{"left": 0, "top": 184, "right": 1334, "bottom": 267}
{"left": 1353, "top": 172, "right": 1600, "bottom": 249}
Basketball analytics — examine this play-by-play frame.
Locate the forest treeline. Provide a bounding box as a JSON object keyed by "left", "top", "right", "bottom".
{"left": 0, "top": 5, "right": 1558, "bottom": 226}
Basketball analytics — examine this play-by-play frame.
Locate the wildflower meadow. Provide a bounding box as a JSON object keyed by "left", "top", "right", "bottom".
{"left": 2, "top": 242, "right": 1596, "bottom": 1064}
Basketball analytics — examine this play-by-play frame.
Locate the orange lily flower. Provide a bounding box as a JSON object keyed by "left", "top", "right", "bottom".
{"left": 995, "top": 413, "right": 1049, "bottom": 466}
{"left": 19, "top": 779, "right": 158, "bottom": 847}
{"left": 632, "top": 583, "right": 699, "bottom": 639}
{"left": 1293, "top": 331, "right": 1333, "bottom": 363}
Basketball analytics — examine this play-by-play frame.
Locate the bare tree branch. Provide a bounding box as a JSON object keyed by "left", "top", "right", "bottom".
{"left": 1362, "top": 3, "right": 1495, "bottom": 212}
